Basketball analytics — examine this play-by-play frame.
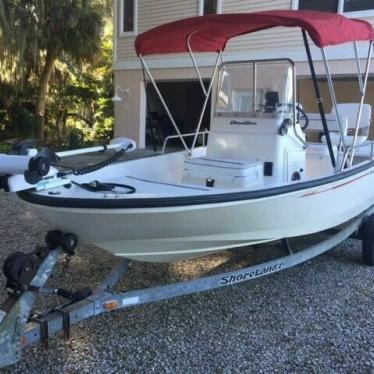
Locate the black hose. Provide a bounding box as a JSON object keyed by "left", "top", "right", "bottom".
{"left": 72, "top": 148, "right": 127, "bottom": 176}
{"left": 57, "top": 147, "right": 128, "bottom": 178}
{"left": 71, "top": 180, "right": 136, "bottom": 194}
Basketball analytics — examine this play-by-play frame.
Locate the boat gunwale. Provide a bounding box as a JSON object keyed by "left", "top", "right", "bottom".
{"left": 17, "top": 159, "right": 374, "bottom": 209}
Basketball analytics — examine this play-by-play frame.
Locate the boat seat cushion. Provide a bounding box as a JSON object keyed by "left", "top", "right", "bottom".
{"left": 321, "top": 133, "right": 367, "bottom": 147}
{"left": 182, "top": 157, "right": 263, "bottom": 188}
{"left": 320, "top": 103, "right": 371, "bottom": 147}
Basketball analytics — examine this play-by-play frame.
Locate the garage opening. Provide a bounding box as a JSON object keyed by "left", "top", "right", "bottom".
{"left": 145, "top": 80, "right": 211, "bottom": 150}
{"left": 297, "top": 76, "right": 374, "bottom": 142}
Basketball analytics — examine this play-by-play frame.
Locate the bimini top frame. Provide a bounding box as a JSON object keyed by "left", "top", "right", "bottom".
{"left": 136, "top": 10, "right": 374, "bottom": 169}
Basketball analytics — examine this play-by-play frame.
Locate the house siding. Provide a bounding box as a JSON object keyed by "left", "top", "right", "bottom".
{"left": 116, "top": 0, "right": 199, "bottom": 62}
{"left": 116, "top": 0, "right": 298, "bottom": 63}
{"left": 222, "top": 0, "right": 301, "bottom": 53}
{"left": 113, "top": 0, "right": 374, "bottom": 146}
{"left": 115, "top": 0, "right": 374, "bottom": 67}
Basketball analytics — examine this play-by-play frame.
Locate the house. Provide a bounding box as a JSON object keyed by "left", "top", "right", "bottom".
{"left": 113, "top": 0, "right": 374, "bottom": 148}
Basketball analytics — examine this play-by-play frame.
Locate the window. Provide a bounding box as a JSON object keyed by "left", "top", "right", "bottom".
{"left": 199, "top": 0, "right": 222, "bottom": 15}
{"left": 233, "top": 90, "right": 264, "bottom": 113}
{"left": 298, "top": 0, "right": 338, "bottom": 13}
{"left": 293, "top": 0, "right": 374, "bottom": 16}
{"left": 121, "top": 0, "right": 137, "bottom": 35}
{"left": 215, "top": 61, "right": 294, "bottom": 117}
{"left": 344, "top": 0, "right": 372, "bottom": 12}
{"left": 234, "top": 91, "right": 253, "bottom": 113}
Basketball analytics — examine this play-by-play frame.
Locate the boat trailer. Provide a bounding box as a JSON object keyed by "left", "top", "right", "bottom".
{"left": 1, "top": 209, "right": 374, "bottom": 368}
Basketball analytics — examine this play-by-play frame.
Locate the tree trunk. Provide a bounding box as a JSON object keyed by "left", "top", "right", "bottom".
{"left": 35, "top": 46, "right": 56, "bottom": 143}
{"left": 56, "top": 107, "right": 67, "bottom": 142}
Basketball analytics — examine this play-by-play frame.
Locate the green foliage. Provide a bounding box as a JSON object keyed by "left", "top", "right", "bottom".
{"left": 0, "top": 102, "right": 36, "bottom": 141}
{"left": 0, "top": 1, "right": 114, "bottom": 147}
{"left": 0, "top": 0, "right": 105, "bottom": 78}
{"left": 66, "top": 128, "right": 84, "bottom": 149}
{"left": 10, "top": 106, "right": 36, "bottom": 138}
{"left": 0, "top": 142, "right": 11, "bottom": 153}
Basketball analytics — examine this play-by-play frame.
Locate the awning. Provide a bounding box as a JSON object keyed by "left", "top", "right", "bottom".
{"left": 135, "top": 10, "right": 374, "bottom": 56}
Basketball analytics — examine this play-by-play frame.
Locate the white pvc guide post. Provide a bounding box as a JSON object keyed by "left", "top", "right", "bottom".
{"left": 140, "top": 56, "right": 190, "bottom": 154}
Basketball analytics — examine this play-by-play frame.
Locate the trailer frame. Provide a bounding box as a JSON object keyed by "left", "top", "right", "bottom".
{"left": 1, "top": 205, "right": 374, "bottom": 368}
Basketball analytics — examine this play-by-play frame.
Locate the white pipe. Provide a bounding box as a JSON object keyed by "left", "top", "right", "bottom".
{"left": 140, "top": 56, "right": 190, "bottom": 154}
{"left": 353, "top": 41, "right": 364, "bottom": 95}
{"left": 321, "top": 49, "right": 346, "bottom": 147}
{"left": 191, "top": 53, "right": 221, "bottom": 151}
{"left": 187, "top": 33, "right": 208, "bottom": 97}
{"left": 349, "top": 42, "right": 373, "bottom": 166}
{"left": 0, "top": 138, "right": 136, "bottom": 175}
{"left": 0, "top": 154, "right": 32, "bottom": 174}
{"left": 56, "top": 144, "right": 121, "bottom": 158}
{"left": 56, "top": 137, "right": 136, "bottom": 158}
{"left": 321, "top": 48, "right": 346, "bottom": 170}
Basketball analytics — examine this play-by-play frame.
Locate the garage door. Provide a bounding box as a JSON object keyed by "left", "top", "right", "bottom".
{"left": 146, "top": 80, "right": 211, "bottom": 149}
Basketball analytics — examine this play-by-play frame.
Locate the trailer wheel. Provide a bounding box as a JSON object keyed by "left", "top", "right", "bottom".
{"left": 45, "top": 230, "right": 64, "bottom": 248}
{"left": 350, "top": 222, "right": 365, "bottom": 240}
{"left": 62, "top": 233, "right": 78, "bottom": 255}
{"left": 362, "top": 215, "right": 374, "bottom": 266}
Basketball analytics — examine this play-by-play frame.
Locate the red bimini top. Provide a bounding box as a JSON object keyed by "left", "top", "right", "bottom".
{"left": 135, "top": 10, "right": 374, "bottom": 56}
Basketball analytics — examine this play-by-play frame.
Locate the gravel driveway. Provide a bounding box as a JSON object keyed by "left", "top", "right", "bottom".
{"left": 0, "top": 190, "right": 373, "bottom": 374}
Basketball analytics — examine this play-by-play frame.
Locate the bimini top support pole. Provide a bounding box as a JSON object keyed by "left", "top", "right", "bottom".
{"left": 321, "top": 48, "right": 348, "bottom": 161}
{"left": 187, "top": 33, "right": 208, "bottom": 97}
{"left": 353, "top": 41, "right": 364, "bottom": 95}
{"left": 191, "top": 52, "right": 221, "bottom": 152}
{"left": 349, "top": 41, "right": 373, "bottom": 166}
{"left": 302, "top": 30, "right": 336, "bottom": 169}
{"left": 140, "top": 56, "right": 190, "bottom": 154}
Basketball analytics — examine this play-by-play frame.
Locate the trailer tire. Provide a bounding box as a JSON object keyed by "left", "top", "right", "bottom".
{"left": 62, "top": 233, "right": 78, "bottom": 255}
{"left": 45, "top": 230, "right": 64, "bottom": 249}
{"left": 362, "top": 215, "right": 374, "bottom": 266}
{"left": 350, "top": 221, "right": 365, "bottom": 240}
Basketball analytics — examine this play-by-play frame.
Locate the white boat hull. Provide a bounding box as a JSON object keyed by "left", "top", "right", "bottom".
{"left": 23, "top": 162, "right": 374, "bottom": 262}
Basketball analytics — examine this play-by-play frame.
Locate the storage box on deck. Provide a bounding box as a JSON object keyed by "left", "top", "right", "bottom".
{"left": 182, "top": 157, "right": 263, "bottom": 188}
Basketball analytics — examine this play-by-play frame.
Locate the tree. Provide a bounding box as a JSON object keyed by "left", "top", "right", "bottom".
{"left": 0, "top": 0, "right": 105, "bottom": 142}
{"left": 47, "top": 20, "right": 115, "bottom": 145}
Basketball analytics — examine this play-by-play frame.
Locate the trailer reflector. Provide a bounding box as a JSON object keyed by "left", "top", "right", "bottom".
{"left": 104, "top": 300, "right": 120, "bottom": 311}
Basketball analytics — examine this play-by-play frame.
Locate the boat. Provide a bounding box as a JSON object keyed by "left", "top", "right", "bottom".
{"left": 2, "top": 10, "right": 374, "bottom": 367}
{"left": 1, "top": 10, "right": 374, "bottom": 263}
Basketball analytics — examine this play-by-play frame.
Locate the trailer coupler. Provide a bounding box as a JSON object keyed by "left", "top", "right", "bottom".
{"left": 0, "top": 230, "right": 77, "bottom": 367}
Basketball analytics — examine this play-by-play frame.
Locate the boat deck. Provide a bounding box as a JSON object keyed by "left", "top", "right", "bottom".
{"left": 28, "top": 145, "right": 373, "bottom": 202}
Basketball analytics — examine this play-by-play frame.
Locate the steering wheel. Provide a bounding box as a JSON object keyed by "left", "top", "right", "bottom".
{"left": 296, "top": 105, "right": 309, "bottom": 131}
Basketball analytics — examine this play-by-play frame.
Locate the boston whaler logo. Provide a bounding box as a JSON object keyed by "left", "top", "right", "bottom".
{"left": 230, "top": 120, "right": 257, "bottom": 125}
{"left": 219, "top": 262, "right": 284, "bottom": 285}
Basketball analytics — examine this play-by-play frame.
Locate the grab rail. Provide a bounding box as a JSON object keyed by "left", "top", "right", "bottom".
{"left": 161, "top": 129, "right": 209, "bottom": 154}
{"left": 340, "top": 140, "right": 374, "bottom": 171}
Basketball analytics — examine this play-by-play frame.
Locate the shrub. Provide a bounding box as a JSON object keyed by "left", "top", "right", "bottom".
{"left": 66, "top": 128, "right": 84, "bottom": 149}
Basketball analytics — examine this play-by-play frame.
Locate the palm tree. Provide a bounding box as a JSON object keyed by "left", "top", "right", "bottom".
{"left": 0, "top": 0, "right": 105, "bottom": 142}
